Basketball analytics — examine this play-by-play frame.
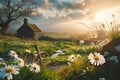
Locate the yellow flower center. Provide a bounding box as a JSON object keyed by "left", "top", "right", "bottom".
{"left": 18, "top": 60, "right": 22, "bottom": 63}
{"left": 33, "top": 67, "right": 36, "bottom": 70}
{"left": 72, "top": 57, "right": 74, "bottom": 59}
{"left": 6, "top": 68, "right": 13, "bottom": 73}
{"left": 13, "top": 53, "right": 16, "bottom": 55}
{"left": 94, "top": 56, "right": 100, "bottom": 60}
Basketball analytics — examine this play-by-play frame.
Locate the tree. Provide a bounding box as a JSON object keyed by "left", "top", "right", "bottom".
{"left": 0, "top": 0, "right": 35, "bottom": 33}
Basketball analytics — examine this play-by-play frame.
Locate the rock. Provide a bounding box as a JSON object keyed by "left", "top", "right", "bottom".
{"left": 101, "top": 37, "right": 120, "bottom": 63}
{"left": 51, "top": 49, "right": 65, "bottom": 58}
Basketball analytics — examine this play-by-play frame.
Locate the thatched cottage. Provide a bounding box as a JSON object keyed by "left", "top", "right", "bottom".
{"left": 17, "top": 18, "right": 41, "bottom": 40}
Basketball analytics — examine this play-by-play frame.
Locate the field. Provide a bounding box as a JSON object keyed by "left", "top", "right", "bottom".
{"left": 0, "top": 35, "right": 120, "bottom": 80}
{"left": 1, "top": 0, "right": 120, "bottom": 80}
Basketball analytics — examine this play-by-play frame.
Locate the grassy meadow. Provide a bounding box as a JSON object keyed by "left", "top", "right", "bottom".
{"left": 1, "top": 0, "right": 120, "bottom": 80}
{"left": 0, "top": 34, "right": 119, "bottom": 80}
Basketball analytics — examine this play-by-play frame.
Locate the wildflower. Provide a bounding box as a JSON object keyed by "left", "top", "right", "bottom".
{"left": 0, "top": 64, "right": 19, "bottom": 80}
{"left": 77, "top": 54, "right": 81, "bottom": 59}
{"left": 79, "top": 40, "right": 84, "bottom": 44}
{"left": 81, "top": 69, "right": 86, "bottom": 75}
{"left": 68, "top": 55, "right": 76, "bottom": 62}
{"left": 86, "top": 67, "right": 89, "bottom": 71}
{"left": 14, "top": 58, "right": 24, "bottom": 67}
{"left": 67, "top": 62, "right": 71, "bottom": 67}
{"left": 0, "top": 58, "right": 6, "bottom": 65}
{"left": 33, "top": 51, "right": 37, "bottom": 54}
{"left": 99, "top": 77, "right": 105, "bottom": 80}
{"left": 25, "top": 64, "right": 29, "bottom": 67}
{"left": 8, "top": 50, "right": 18, "bottom": 58}
{"left": 88, "top": 52, "right": 105, "bottom": 66}
{"left": 34, "top": 54, "right": 38, "bottom": 57}
{"left": 83, "top": 69, "right": 86, "bottom": 73}
{"left": 29, "top": 63, "right": 40, "bottom": 73}
{"left": 25, "top": 49, "right": 31, "bottom": 53}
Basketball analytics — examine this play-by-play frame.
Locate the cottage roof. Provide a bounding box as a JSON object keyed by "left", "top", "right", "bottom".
{"left": 27, "top": 23, "right": 41, "bottom": 32}
{"left": 17, "top": 18, "right": 41, "bottom": 32}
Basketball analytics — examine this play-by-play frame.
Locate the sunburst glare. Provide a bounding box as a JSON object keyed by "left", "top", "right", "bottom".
{"left": 94, "top": 10, "right": 111, "bottom": 22}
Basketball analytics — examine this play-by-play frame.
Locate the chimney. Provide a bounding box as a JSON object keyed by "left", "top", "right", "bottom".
{"left": 24, "top": 18, "right": 28, "bottom": 24}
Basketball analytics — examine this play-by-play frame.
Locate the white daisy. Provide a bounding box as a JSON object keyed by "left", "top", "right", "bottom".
{"left": 77, "top": 54, "right": 81, "bottom": 59}
{"left": 29, "top": 63, "right": 40, "bottom": 73}
{"left": 34, "top": 54, "right": 38, "bottom": 57}
{"left": 81, "top": 69, "right": 86, "bottom": 75}
{"left": 88, "top": 52, "right": 105, "bottom": 66}
{"left": 0, "top": 64, "right": 19, "bottom": 80}
{"left": 83, "top": 69, "right": 86, "bottom": 73}
{"left": 67, "top": 62, "right": 71, "bottom": 67}
{"left": 8, "top": 50, "right": 18, "bottom": 58}
{"left": 79, "top": 40, "right": 84, "bottom": 44}
{"left": 25, "top": 49, "right": 31, "bottom": 53}
{"left": 33, "top": 51, "right": 37, "bottom": 54}
{"left": 14, "top": 58, "right": 24, "bottom": 67}
{"left": 0, "top": 58, "right": 6, "bottom": 65}
{"left": 68, "top": 55, "right": 76, "bottom": 62}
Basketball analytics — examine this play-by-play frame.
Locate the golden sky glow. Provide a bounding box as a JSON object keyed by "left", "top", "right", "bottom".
{"left": 94, "top": 10, "right": 111, "bottom": 22}
{"left": 5, "top": 0, "right": 120, "bottom": 34}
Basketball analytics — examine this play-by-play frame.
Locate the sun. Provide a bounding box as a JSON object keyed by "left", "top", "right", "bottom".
{"left": 94, "top": 10, "right": 111, "bottom": 22}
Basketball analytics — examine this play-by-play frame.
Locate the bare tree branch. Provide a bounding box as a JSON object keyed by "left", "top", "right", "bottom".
{"left": 0, "top": 0, "right": 35, "bottom": 33}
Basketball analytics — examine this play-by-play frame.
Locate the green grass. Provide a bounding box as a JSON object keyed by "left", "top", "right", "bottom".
{"left": 0, "top": 35, "right": 119, "bottom": 80}
{"left": 12, "top": 66, "right": 63, "bottom": 80}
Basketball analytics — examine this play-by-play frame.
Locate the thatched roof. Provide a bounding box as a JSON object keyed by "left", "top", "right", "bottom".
{"left": 28, "top": 24, "right": 41, "bottom": 32}
{"left": 18, "top": 18, "right": 41, "bottom": 32}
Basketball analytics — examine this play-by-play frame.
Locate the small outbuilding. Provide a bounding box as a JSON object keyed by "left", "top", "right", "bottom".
{"left": 17, "top": 18, "right": 41, "bottom": 40}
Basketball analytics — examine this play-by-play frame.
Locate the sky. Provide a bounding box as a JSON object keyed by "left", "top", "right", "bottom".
{"left": 8, "top": 0, "right": 120, "bottom": 35}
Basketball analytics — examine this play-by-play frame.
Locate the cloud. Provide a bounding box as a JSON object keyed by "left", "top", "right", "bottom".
{"left": 55, "top": 1, "right": 74, "bottom": 10}
{"left": 7, "top": 0, "right": 120, "bottom": 35}
{"left": 7, "top": 0, "right": 120, "bottom": 22}
{"left": 67, "top": 10, "right": 86, "bottom": 19}
{"left": 48, "top": 0, "right": 58, "bottom": 3}
{"left": 48, "top": 0, "right": 90, "bottom": 11}
{"left": 32, "top": 0, "right": 90, "bottom": 20}
{"left": 35, "top": 0, "right": 46, "bottom": 7}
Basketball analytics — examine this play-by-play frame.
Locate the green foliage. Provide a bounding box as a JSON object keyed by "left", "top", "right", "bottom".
{"left": 91, "top": 62, "right": 120, "bottom": 80}
{"left": 58, "top": 56, "right": 89, "bottom": 80}
{"left": 12, "top": 67, "right": 63, "bottom": 80}
{"left": 0, "top": 36, "right": 120, "bottom": 80}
